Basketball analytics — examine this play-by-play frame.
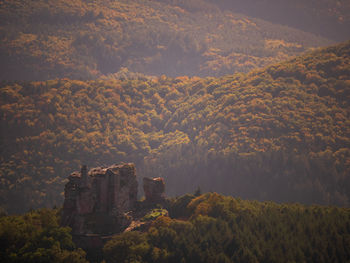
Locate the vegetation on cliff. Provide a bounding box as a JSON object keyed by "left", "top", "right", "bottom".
{"left": 103, "top": 193, "right": 350, "bottom": 263}
{"left": 1, "top": 193, "right": 350, "bottom": 263}
{"left": 1, "top": 41, "right": 350, "bottom": 213}
{"left": 0, "top": 0, "right": 332, "bottom": 81}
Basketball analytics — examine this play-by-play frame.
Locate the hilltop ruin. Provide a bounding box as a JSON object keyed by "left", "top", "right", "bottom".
{"left": 61, "top": 163, "right": 166, "bottom": 238}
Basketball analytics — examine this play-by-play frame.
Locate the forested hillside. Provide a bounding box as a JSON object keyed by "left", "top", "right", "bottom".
{"left": 202, "top": 0, "right": 350, "bottom": 41}
{"left": 2, "top": 194, "right": 350, "bottom": 263}
{"left": 0, "top": 208, "right": 88, "bottom": 263}
{"left": 0, "top": 0, "right": 331, "bottom": 81}
{"left": 104, "top": 193, "right": 350, "bottom": 263}
{"left": 1, "top": 41, "right": 349, "bottom": 213}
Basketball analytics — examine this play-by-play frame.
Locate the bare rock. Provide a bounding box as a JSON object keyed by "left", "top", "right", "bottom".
{"left": 143, "top": 177, "right": 166, "bottom": 203}
{"left": 61, "top": 163, "right": 138, "bottom": 235}
{"left": 61, "top": 162, "right": 167, "bottom": 257}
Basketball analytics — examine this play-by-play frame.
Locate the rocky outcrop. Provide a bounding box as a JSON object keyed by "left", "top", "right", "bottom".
{"left": 143, "top": 177, "right": 166, "bottom": 203}
{"left": 61, "top": 163, "right": 167, "bottom": 260}
{"left": 61, "top": 163, "right": 138, "bottom": 235}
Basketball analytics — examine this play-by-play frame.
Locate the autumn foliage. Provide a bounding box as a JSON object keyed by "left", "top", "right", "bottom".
{"left": 1, "top": 41, "right": 350, "bottom": 213}
{"left": 0, "top": 0, "right": 331, "bottom": 81}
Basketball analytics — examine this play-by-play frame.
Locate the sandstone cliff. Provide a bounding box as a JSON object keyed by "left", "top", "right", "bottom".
{"left": 62, "top": 163, "right": 168, "bottom": 236}
{"left": 61, "top": 163, "right": 138, "bottom": 235}
{"left": 143, "top": 177, "right": 166, "bottom": 203}
{"left": 61, "top": 163, "right": 169, "bottom": 261}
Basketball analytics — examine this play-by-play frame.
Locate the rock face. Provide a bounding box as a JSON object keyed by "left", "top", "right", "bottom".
{"left": 61, "top": 163, "right": 138, "bottom": 235}
{"left": 143, "top": 177, "right": 166, "bottom": 203}
{"left": 61, "top": 163, "right": 167, "bottom": 260}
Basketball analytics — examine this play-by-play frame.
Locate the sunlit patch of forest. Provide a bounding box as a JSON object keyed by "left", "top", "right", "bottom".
{"left": 0, "top": 0, "right": 332, "bottom": 81}
{"left": 103, "top": 193, "right": 350, "bottom": 263}
{"left": 1, "top": 41, "right": 349, "bottom": 213}
{"left": 1, "top": 193, "right": 350, "bottom": 262}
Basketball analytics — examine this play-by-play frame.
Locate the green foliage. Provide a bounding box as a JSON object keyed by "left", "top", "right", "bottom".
{"left": 2, "top": 194, "right": 349, "bottom": 263}
{"left": 0, "top": 0, "right": 331, "bottom": 81}
{"left": 168, "top": 194, "right": 196, "bottom": 219}
{"left": 103, "top": 231, "right": 150, "bottom": 263}
{"left": 104, "top": 193, "right": 350, "bottom": 263}
{"left": 1, "top": 41, "right": 350, "bottom": 213}
{"left": 0, "top": 208, "right": 88, "bottom": 263}
{"left": 142, "top": 209, "right": 169, "bottom": 222}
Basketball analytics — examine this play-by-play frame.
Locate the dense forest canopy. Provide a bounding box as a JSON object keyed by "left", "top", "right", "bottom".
{"left": 1, "top": 41, "right": 349, "bottom": 214}
{"left": 103, "top": 193, "right": 350, "bottom": 263}
{"left": 0, "top": 0, "right": 332, "bottom": 81}
{"left": 1, "top": 0, "right": 349, "bottom": 262}
{"left": 2, "top": 193, "right": 350, "bottom": 262}
{"left": 0, "top": 208, "right": 88, "bottom": 263}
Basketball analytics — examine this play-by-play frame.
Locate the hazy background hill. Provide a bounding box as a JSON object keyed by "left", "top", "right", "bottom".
{"left": 202, "top": 0, "right": 350, "bottom": 41}
{"left": 1, "top": 41, "right": 349, "bottom": 213}
{"left": 0, "top": 0, "right": 332, "bottom": 81}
